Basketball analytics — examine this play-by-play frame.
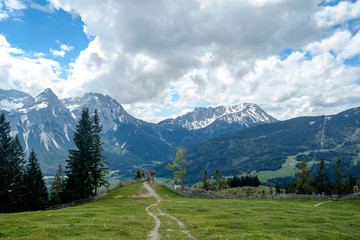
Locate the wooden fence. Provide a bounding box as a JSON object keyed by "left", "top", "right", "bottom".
{"left": 154, "top": 179, "right": 360, "bottom": 200}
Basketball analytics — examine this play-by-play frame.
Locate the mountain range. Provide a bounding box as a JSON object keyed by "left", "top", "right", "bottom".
{"left": 0, "top": 88, "right": 276, "bottom": 176}
{"left": 156, "top": 106, "right": 360, "bottom": 183}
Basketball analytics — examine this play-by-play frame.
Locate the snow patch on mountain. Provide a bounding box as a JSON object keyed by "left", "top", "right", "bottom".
{"left": 23, "top": 129, "right": 30, "bottom": 153}
{"left": 40, "top": 131, "right": 61, "bottom": 151}
{"left": 0, "top": 99, "right": 24, "bottom": 111}
{"left": 160, "top": 103, "right": 277, "bottom": 130}
{"left": 64, "top": 124, "right": 70, "bottom": 141}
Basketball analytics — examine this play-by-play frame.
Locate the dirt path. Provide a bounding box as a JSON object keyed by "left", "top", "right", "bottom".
{"left": 143, "top": 182, "right": 196, "bottom": 240}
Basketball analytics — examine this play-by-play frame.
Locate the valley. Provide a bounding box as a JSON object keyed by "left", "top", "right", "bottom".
{"left": 2, "top": 88, "right": 360, "bottom": 185}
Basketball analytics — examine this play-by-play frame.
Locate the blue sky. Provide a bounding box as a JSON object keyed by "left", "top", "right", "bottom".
{"left": 0, "top": 0, "right": 88, "bottom": 76}
{"left": 1, "top": 0, "right": 360, "bottom": 122}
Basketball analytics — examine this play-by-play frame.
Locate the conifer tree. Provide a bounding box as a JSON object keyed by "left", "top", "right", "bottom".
{"left": 91, "top": 109, "right": 108, "bottom": 194}
{"left": 65, "top": 108, "right": 94, "bottom": 200}
{"left": 202, "top": 170, "right": 210, "bottom": 191}
{"left": 50, "top": 163, "right": 65, "bottom": 206}
{"left": 295, "top": 157, "right": 311, "bottom": 194}
{"left": 64, "top": 108, "right": 108, "bottom": 201}
{"left": 334, "top": 157, "right": 344, "bottom": 195}
{"left": 0, "top": 113, "right": 25, "bottom": 212}
{"left": 314, "top": 158, "right": 329, "bottom": 194}
{"left": 214, "top": 169, "right": 221, "bottom": 191}
{"left": 23, "top": 149, "right": 48, "bottom": 210}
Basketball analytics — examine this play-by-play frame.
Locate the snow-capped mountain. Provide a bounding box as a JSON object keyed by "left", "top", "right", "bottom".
{"left": 10, "top": 88, "right": 76, "bottom": 151}
{"left": 0, "top": 88, "right": 277, "bottom": 176}
{"left": 4, "top": 89, "right": 76, "bottom": 174}
{"left": 0, "top": 89, "right": 34, "bottom": 112}
{"left": 159, "top": 103, "right": 277, "bottom": 130}
{"left": 62, "top": 92, "right": 146, "bottom": 133}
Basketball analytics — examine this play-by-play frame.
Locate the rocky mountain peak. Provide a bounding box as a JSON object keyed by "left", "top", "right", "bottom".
{"left": 0, "top": 89, "right": 34, "bottom": 112}
{"left": 159, "top": 103, "right": 277, "bottom": 130}
{"left": 34, "top": 88, "right": 59, "bottom": 104}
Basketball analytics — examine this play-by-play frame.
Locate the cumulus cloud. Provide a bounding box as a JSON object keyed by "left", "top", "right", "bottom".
{"left": 316, "top": 0, "right": 360, "bottom": 27}
{"left": 51, "top": 1, "right": 323, "bottom": 98}
{"left": 2, "top": 0, "right": 360, "bottom": 122}
{"left": 50, "top": 42, "right": 73, "bottom": 57}
{"left": 50, "top": 49, "right": 65, "bottom": 57}
{"left": 0, "top": 34, "right": 64, "bottom": 96}
{"left": 0, "top": 0, "right": 26, "bottom": 20}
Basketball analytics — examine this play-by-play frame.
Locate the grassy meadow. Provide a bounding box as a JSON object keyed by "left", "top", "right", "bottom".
{"left": 1, "top": 182, "right": 360, "bottom": 239}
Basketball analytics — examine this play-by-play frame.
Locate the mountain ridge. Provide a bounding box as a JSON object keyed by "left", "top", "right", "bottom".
{"left": 0, "top": 88, "right": 276, "bottom": 176}
{"left": 156, "top": 106, "right": 360, "bottom": 183}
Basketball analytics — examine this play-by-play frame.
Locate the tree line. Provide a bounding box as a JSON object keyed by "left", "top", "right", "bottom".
{"left": 287, "top": 157, "right": 358, "bottom": 195}
{"left": 200, "top": 169, "right": 260, "bottom": 191}
{"left": 0, "top": 108, "right": 108, "bottom": 213}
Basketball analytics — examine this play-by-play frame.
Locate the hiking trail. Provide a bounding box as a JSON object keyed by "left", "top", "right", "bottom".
{"left": 143, "top": 182, "right": 196, "bottom": 240}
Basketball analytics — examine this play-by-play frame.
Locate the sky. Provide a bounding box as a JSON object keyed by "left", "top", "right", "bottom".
{"left": 1, "top": 0, "right": 360, "bottom": 123}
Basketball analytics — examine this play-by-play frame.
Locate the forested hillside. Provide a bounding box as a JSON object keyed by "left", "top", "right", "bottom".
{"left": 157, "top": 107, "right": 360, "bottom": 183}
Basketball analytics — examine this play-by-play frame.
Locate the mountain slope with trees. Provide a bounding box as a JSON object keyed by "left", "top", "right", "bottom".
{"left": 156, "top": 107, "right": 360, "bottom": 183}
{"left": 1, "top": 88, "right": 275, "bottom": 176}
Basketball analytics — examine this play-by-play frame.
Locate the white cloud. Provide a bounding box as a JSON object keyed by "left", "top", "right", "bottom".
{"left": 50, "top": 49, "right": 65, "bottom": 57}
{"left": 3, "top": 0, "right": 360, "bottom": 123}
{"left": 316, "top": 0, "right": 360, "bottom": 27}
{"left": 0, "top": 0, "right": 26, "bottom": 21}
{"left": 0, "top": 34, "right": 64, "bottom": 96}
{"left": 50, "top": 42, "right": 73, "bottom": 57}
{"left": 33, "top": 52, "right": 46, "bottom": 58}
{"left": 4, "top": 0, "right": 26, "bottom": 10}
{"left": 60, "top": 43, "right": 73, "bottom": 52}
{"left": 0, "top": 12, "right": 8, "bottom": 20}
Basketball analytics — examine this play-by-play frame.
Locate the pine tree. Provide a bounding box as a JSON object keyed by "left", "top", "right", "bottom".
{"left": 64, "top": 108, "right": 108, "bottom": 201}
{"left": 23, "top": 149, "right": 48, "bottom": 210}
{"left": 334, "top": 157, "right": 344, "bottom": 195}
{"left": 315, "top": 158, "right": 329, "bottom": 194}
{"left": 91, "top": 109, "right": 108, "bottom": 195}
{"left": 49, "top": 163, "right": 65, "bottom": 206}
{"left": 0, "top": 113, "right": 26, "bottom": 212}
{"left": 166, "top": 147, "right": 187, "bottom": 186}
{"left": 214, "top": 169, "right": 221, "bottom": 191}
{"left": 65, "top": 108, "right": 94, "bottom": 200}
{"left": 295, "top": 157, "right": 311, "bottom": 194}
{"left": 202, "top": 170, "right": 210, "bottom": 191}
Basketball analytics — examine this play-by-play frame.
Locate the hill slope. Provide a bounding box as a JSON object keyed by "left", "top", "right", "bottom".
{"left": 1, "top": 182, "right": 359, "bottom": 240}
{"left": 157, "top": 107, "right": 360, "bottom": 182}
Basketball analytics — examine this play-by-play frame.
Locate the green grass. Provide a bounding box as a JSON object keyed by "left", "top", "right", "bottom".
{"left": 1, "top": 182, "right": 360, "bottom": 239}
{"left": 0, "top": 182, "right": 155, "bottom": 240}
{"left": 254, "top": 152, "right": 317, "bottom": 182}
{"left": 218, "top": 185, "right": 275, "bottom": 194}
{"left": 154, "top": 184, "right": 360, "bottom": 240}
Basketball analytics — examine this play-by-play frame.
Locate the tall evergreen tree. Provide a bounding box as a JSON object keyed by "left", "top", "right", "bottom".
{"left": 314, "top": 158, "right": 329, "bottom": 194}
{"left": 295, "top": 157, "right": 312, "bottom": 194}
{"left": 0, "top": 113, "right": 25, "bottom": 212}
{"left": 91, "top": 109, "right": 108, "bottom": 194}
{"left": 23, "top": 149, "right": 48, "bottom": 210}
{"left": 333, "top": 157, "right": 344, "bottom": 195}
{"left": 65, "top": 108, "right": 94, "bottom": 200}
{"left": 64, "top": 108, "right": 108, "bottom": 201}
{"left": 49, "top": 163, "right": 65, "bottom": 206}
